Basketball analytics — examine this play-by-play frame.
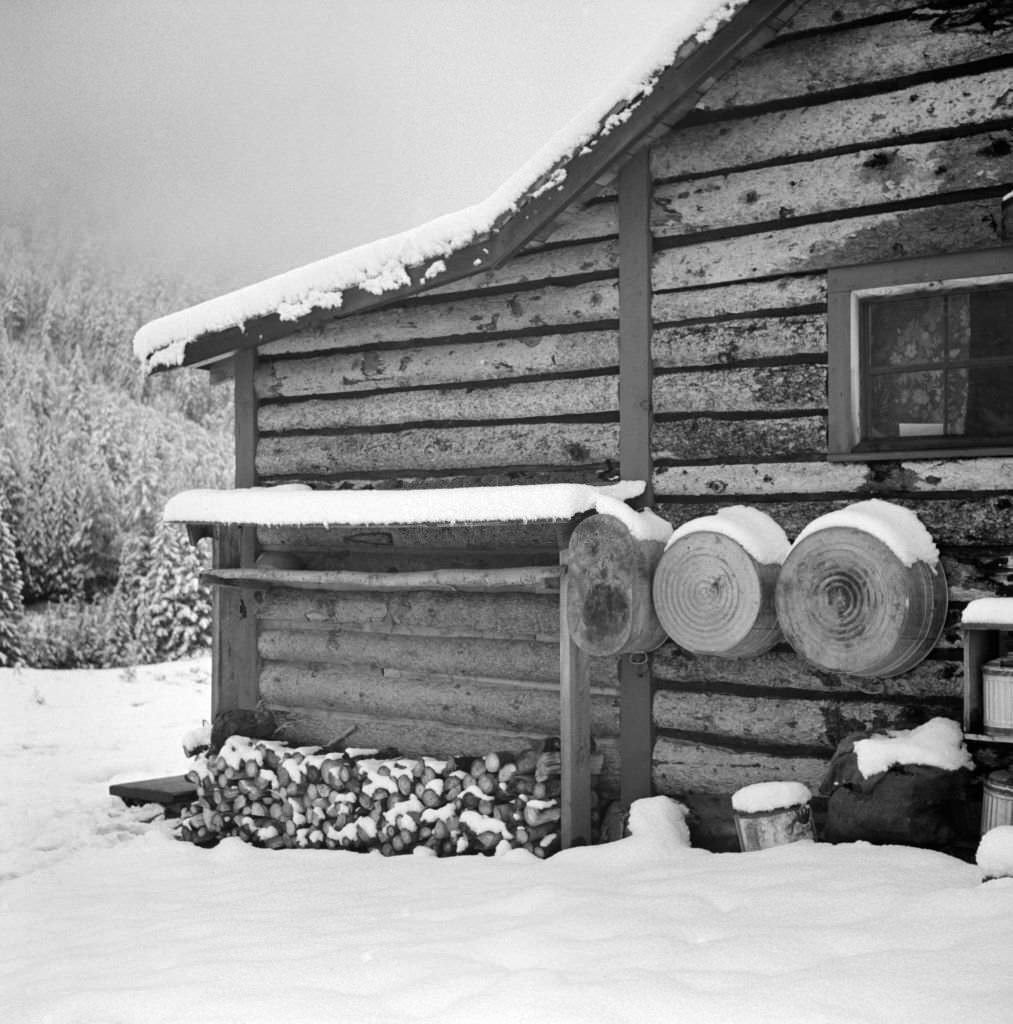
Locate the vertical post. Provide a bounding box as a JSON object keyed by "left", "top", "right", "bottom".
{"left": 618, "top": 147, "right": 657, "bottom": 808}
{"left": 559, "top": 553, "right": 591, "bottom": 847}
{"left": 211, "top": 349, "right": 259, "bottom": 719}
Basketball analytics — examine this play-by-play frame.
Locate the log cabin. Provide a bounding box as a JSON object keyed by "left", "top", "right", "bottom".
{"left": 133, "top": 0, "right": 1013, "bottom": 850}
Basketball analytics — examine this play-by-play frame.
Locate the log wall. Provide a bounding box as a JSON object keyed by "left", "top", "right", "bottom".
{"left": 648, "top": 0, "right": 1013, "bottom": 846}
{"left": 247, "top": 183, "right": 624, "bottom": 790}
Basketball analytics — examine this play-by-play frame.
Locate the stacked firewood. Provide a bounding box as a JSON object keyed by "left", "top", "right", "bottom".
{"left": 178, "top": 735, "right": 604, "bottom": 857}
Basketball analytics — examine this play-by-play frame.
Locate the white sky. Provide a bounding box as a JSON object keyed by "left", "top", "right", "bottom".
{"left": 1, "top": 0, "right": 682, "bottom": 291}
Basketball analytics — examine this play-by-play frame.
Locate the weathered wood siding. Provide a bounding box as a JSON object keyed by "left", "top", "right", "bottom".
{"left": 648, "top": 0, "right": 1013, "bottom": 846}
{"left": 248, "top": 187, "right": 623, "bottom": 788}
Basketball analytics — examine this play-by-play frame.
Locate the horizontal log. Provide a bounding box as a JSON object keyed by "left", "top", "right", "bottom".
{"left": 653, "top": 314, "right": 826, "bottom": 367}
{"left": 652, "top": 275, "right": 826, "bottom": 322}
{"left": 653, "top": 645, "right": 963, "bottom": 699}
{"left": 255, "top": 330, "right": 619, "bottom": 400}
{"left": 779, "top": 0, "right": 901, "bottom": 34}
{"left": 652, "top": 68, "right": 1013, "bottom": 181}
{"left": 258, "top": 628, "right": 618, "bottom": 688}
{"left": 256, "top": 522, "right": 558, "bottom": 551}
{"left": 652, "top": 132, "right": 1013, "bottom": 238}
{"left": 256, "top": 466, "right": 608, "bottom": 491}
{"left": 256, "top": 422, "right": 620, "bottom": 476}
{"left": 655, "top": 457, "right": 1013, "bottom": 498}
{"left": 266, "top": 705, "right": 622, "bottom": 787}
{"left": 653, "top": 415, "right": 827, "bottom": 462}
{"left": 940, "top": 550, "right": 1013, "bottom": 604}
{"left": 652, "top": 736, "right": 829, "bottom": 795}
{"left": 258, "top": 280, "right": 620, "bottom": 357}
{"left": 419, "top": 239, "right": 618, "bottom": 298}
{"left": 265, "top": 547, "right": 559, "bottom": 574}
{"left": 700, "top": 14, "right": 1013, "bottom": 112}
{"left": 651, "top": 496, "right": 1013, "bottom": 547}
{"left": 652, "top": 198, "right": 1005, "bottom": 290}
{"left": 255, "top": 588, "right": 559, "bottom": 640}
{"left": 536, "top": 198, "right": 618, "bottom": 246}
{"left": 653, "top": 689, "right": 959, "bottom": 750}
{"left": 653, "top": 365, "right": 826, "bottom": 415}
{"left": 209, "top": 566, "right": 562, "bottom": 594}
{"left": 260, "top": 661, "right": 619, "bottom": 737}
{"left": 258, "top": 375, "right": 619, "bottom": 433}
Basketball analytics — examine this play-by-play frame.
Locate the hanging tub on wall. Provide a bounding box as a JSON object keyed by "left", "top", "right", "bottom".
{"left": 775, "top": 499, "right": 947, "bottom": 679}
{"left": 652, "top": 507, "right": 789, "bottom": 659}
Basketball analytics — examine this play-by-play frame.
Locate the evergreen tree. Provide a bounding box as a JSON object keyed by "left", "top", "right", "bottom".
{"left": 0, "top": 493, "right": 25, "bottom": 666}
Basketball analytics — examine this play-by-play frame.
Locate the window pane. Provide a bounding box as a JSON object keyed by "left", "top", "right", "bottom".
{"left": 970, "top": 288, "right": 1013, "bottom": 359}
{"left": 966, "top": 364, "right": 1013, "bottom": 436}
{"left": 946, "top": 294, "right": 970, "bottom": 361}
{"left": 866, "top": 295, "right": 945, "bottom": 367}
{"left": 868, "top": 370, "right": 944, "bottom": 438}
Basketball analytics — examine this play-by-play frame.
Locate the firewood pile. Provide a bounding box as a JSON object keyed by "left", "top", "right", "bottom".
{"left": 178, "top": 735, "right": 605, "bottom": 857}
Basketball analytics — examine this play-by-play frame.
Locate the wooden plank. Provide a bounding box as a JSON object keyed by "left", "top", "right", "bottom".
{"left": 256, "top": 466, "right": 609, "bottom": 491}
{"left": 699, "top": 15, "right": 1013, "bottom": 112}
{"left": 207, "top": 566, "right": 562, "bottom": 594}
{"left": 653, "top": 689, "right": 960, "bottom": 750}
{"left": 653, "top": 314, "right": 826, "bottom": 368}
{"left": 259, "top": 661, "right": 619, "bottom": 738}
{"left": 258, "top": 626, "right": 618, "bottom": 689}
{"left": 620, "top": 654, "right": 655, "bottom": 807}
{"left": 254, "top": 588, "right": 559, "bottom": 640}
{"left": 108, "top": 775, "right": 197, "bottom": 810}
{"left": 652, "top": 132, "right": 1013, "bottom": 239}
{"left": 258, "top": 375, "right": 619, "bottom": 434}
{"left": 653, "top": 365, "right": 826, "bottom": 415}
{"left": 256, "top": 422, "right": 620, "bottom": 477}
{"left": 212, "top": 525, "right": 259, "bottom": 719}
{"left": 256, "top": 522, "right": 558, "bottom": 551}
{"left": 534, "top": 198, "right": 618, "bottom": 246}
{"left": 651, "top": 496, "right": 1013, "bottom": 547}
{"left": 651, "top": 69, "right": 1013, "bottom": 180}
{"left": 653, "top": 645, "right": 963, "bottom": 698}
{"left": 560, "top": 558, "right": 592, "bottom": 847}
{"left": 255, "top": 329, "right": 619, "bottom": 400}
{"left": 652, "top": 735, "right": 829, "bottom": 795}
{"left": 653, "top": 414, "right": 827, "bottom": 461}
{"left": 653, "top": 197, "right": 1006, "bottom": 290}
{"left": 655, "top": 456, "right": 1013, "bottom": 498}
{"left": 779, "top": 0, "right": 905, "bottom": 35}
{"left": 258, "top": 280, "right": 620, "bottom": 357}
{"left": 653, "top": 274, "right": 825, "bottom": 321}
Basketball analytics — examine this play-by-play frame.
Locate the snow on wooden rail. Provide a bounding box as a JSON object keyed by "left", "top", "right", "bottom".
{"left": 163, "top": 481, "right": 666, "bottom": 536}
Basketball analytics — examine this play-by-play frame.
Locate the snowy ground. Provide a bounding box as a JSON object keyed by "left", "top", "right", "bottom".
{"left": 2, "top": 660, "right": 1013, "bottom": 1023}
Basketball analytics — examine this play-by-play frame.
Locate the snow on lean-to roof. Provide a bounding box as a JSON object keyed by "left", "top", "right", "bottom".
{"left": 163, "top": 481, "right": 674, "bottom": 542}
{"left": 962, "top": 598, "right": 1013, "bottom": 626}
{"left": 793, "top": 498, "right": 940, "bottom": 569}
{"left": 132, "top": 0, "right": 748, "bottom": 371}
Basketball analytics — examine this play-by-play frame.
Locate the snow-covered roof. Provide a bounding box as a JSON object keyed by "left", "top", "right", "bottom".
{"left": 133, "top": 0, "right": 762, "bottom": 372}
{"left": 163, "top": 481, "right": 672, "bottom": 539}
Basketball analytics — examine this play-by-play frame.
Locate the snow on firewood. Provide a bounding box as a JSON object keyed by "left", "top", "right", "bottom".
{"left": 853, "top": 718, "right": 973, "bottom": 780}
{"left": 626, "top": 796, "right": 692, "bottom": 852}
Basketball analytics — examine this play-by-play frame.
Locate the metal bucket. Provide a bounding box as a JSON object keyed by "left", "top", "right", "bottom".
{"left": 983, "top": 657, "right": 1013, "bottom": 738}
{"left": 733, "top": 801, "right": 814, "bottom": 852}
{"left": 981, "top": 770, "right": 1013, "bottom": 835}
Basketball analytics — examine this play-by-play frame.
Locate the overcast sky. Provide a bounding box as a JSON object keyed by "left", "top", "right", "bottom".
{"left": 1, "top": 0, "right": 680, "bottom": 292}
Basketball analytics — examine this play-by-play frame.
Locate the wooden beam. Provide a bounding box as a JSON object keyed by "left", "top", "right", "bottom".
{"left": 617, "top": 146, "right": 656, "bottom": 809}
{"left": 559, "top": 554, "right": 592, "bottom": 848}
{"left": 202, "top": 566, "right": 562, "bottom": 594}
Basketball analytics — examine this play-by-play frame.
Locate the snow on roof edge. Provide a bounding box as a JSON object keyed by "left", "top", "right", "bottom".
{"left": 133, "top": 0, "right": 750, "bottom": 371}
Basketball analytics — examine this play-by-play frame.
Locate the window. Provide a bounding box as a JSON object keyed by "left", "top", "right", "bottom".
{"left": 828, "top": 247, "right": 1013, "bottom": 460}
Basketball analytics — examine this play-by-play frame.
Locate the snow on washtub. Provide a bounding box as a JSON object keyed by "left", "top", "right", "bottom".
{"left": 163, "top": 481, "right": 672, "bottom": 541}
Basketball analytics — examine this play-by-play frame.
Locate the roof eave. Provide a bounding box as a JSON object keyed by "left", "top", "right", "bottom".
{"left": 162, "top": 0, "right": 804, "bottom": 373}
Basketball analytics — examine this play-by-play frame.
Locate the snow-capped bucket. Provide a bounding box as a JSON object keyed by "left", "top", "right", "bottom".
{"left": 731, "top": 781, "right": 814, "bottom": 852}
{"left": 983, "top": 658, "right": 1013, "bottom": 738}
{"left": 981, "top": 770, "right": 1013, "bottom": 834}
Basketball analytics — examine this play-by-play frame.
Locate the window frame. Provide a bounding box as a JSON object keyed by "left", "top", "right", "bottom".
{"left": 827, "top": 245, "right": 1013, "bottom": 462}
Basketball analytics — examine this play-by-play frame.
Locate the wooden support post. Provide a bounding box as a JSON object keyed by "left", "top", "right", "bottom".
{"left": 559, "top": 554, "right": 591, "bottom": 848}
{"left": 211, "top": 348, "right": 259, "bottom": 719}
{"left": 617, "top": 145, "right": 656, "bottom": 808}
